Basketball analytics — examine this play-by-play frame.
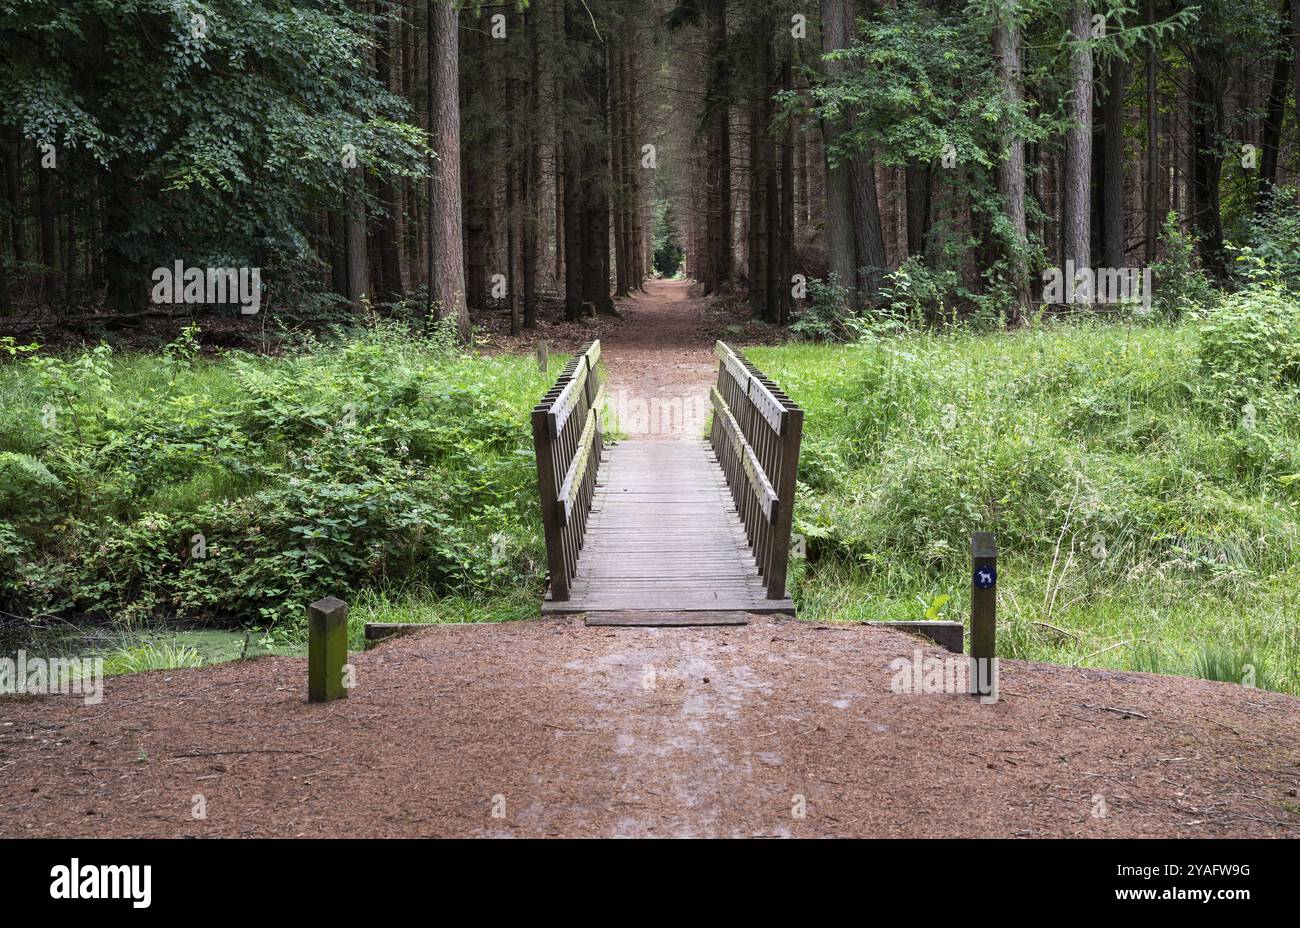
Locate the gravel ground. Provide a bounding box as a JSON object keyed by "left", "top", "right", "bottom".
{"left": 3, "top": 618, "right": 1298, "bottom": 838}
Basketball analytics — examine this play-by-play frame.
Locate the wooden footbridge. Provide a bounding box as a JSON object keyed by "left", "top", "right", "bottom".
{"left": 531, "top": 340, "right": 803, "bottom": 624}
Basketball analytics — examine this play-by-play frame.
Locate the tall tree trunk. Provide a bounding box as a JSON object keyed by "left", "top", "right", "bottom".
{"left": 584, "top": 40, "right": 614, "bottom": 315}
{"left": 820, "top": 0, "right": 856, "bottom": 300}
{"left": 848, "top": 154, "right": 886, "bottom": 300}
{"left": 1144, "top": 0, "right": 1160, "bottom": 264}
{"left": 427, "top": 0, "right": 470, "bottom": 338}
{"left": 102, "top": 173, "right": 143, "bottom": 314}
{"left": 463, "top": 20, "right": 490, "bottom": 313}
{"left": 1063, "top": 2, "right": 1093, "bottom": 275}
{"left": 994, "top": 3, "right": 1028, "bottom": 313}
{"left": 1189, "top": 48, "right": 1228, "bottom": 278}
{"left": 0, "top": 143, "right": 9, "bottom": 314}
{"left": 779, "top": 52, "right": 794, "bottom": 325}
{"left": 703, "top": 0, "right": 732, "bottom": 295}
{"left": 374, "top": 6, "right": 404, "bottom": 302}
{"left": 522, "top": 0, "right": 540, "bottom": 327}
{"left": 562, "top": 134, "right": 583, "bottom": 319}
{"left": 1257, "top": 1, "right": 1293, "bottom": 203}
{"left": 328, "top": 210, "right": 348, "bottom": 299}
{"left": 344, "top": 176, "right": 368, "bottom": 310}
{"left": 37, "top": 162, "right": 63, "bottom": 303}
{"left": 628, "top": 42, "right": 646, "bottom": 289}
{"left": 3, "top": 141, "right": 25, "bottom": 266}
{"left": 611, "top": 43, "right": 629, "bottom": 297}
{"left": 747, "top": 23, "right": 774, "bottom": 321}
{"left": 507, "top": 77, "right": 521, "bottom": 338}
{"left": 904, "top": 161, "right": 932, "bottom": 258}
{"left": 1293, "top": 0, "right": 1300, "bottom": 203}
{"left": 1102, "top": 57, "right": 1129, "bottom": 269}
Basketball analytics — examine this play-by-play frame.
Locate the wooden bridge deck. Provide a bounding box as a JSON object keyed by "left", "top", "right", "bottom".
{"left": 541, "top": 440, "right": 795, "bottom": 615}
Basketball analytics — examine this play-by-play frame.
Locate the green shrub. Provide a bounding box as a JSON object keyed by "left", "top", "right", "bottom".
{"left": 1196, "top": 284, "right": 1300, "bottom": 424}
{"left": 1230, "top": 188, "right": 1300, "bottom": 292}
{"left": 0, "top": 325, "right": 554, "bottom": 633}
{"left": 791, "top": 275, "right": 873, "bottom": 341}
{"left": 0, "top": 452, "right": 64, "bottom": 524}
{"left": 1151, "top": 213, "right": 1218, "bottom": 319}
{"left": 878, "top": 257, "right": 959, "bottom": 327}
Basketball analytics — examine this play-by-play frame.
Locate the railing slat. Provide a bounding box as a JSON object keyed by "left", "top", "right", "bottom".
{"left": 557, "top": 385, "right": 603, "bottom": 526}
{"left": 710, "top": 387, "right": 778, "bottom": 523}
{"left": 709, "top": 342, "right": 804, "bottom": 600}
{"left": 532, "top": 341, "right": 603, "bottom": 601}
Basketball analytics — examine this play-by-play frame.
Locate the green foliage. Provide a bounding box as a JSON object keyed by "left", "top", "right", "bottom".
{"left": 1150, "top": 213, "right": 1218, "bottom": 319}
{"left": 790, "top": 275, "right": 874, "bottom": 341}
{"left": 0, "top": 0, "right": 427, "bottom": 309}
{"left": 877, "top": 257, "right": 960, "bottom": 327}
{"left": 749, "top": 320, "right": 1300, "bottom": 695}
{"left": 804, "top": 0, "right": 1038, "bottom": 172}
{"left": 0, "top": 325, "right": 554, "bottom": 634}
{"left": 1196, "top": 285, "right": 1300, "bottom": 428}
{"left": 652, "top": 192, "right": 684, "bottom": 278}
{"left": 103, "top": 642, "right": 205, "bottom": 676}
{"left": 1229, "top": 189, "right": 1300, "bottom": 292}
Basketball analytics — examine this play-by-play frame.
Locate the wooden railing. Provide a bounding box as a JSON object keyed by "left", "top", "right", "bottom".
{"left": 531, "top": 341, "right": 605, "bottom": 602}
{"left": 709, "top": 341, "right": 804, "bottom": 599}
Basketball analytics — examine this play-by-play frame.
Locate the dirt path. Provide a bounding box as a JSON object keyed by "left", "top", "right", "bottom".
{"left": 4, "top": 619, "right": 1298, "bottom": 838}
{"left": 600, "top": 279, "right": 720, "bottom": 441}
{"left": 6, "top": 282, "right": 1298, "bottom": 839}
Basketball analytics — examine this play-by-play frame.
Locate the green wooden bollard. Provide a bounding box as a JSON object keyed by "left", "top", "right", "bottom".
{"left": 970, "top": 532, "right": 997, "bottom": 699}
{"left": 308, "top": 596, "right": 348, "bottom": 703}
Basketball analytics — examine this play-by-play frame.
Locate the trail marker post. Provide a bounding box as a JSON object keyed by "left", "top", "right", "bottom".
{"left": 308, "top": 596, "right": 349, "bottom": 703}
{"left": 970, "top": 532, "right": 997, "bottom": 699}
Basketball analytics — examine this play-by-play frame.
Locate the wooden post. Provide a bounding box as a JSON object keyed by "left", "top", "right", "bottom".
{"left": 765, "top": 406, "right": 803, "bottom": 598}
{"left": 308, "top": 596, "right": 349, "bottom": 703}
{"left": 532, "top": 406, "right": 569, "bottom": 600}
{"left": 970, "top": 532, "right": 997, "bottom": 698}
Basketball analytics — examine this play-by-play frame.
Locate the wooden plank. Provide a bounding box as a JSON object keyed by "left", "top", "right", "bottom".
{"left": 710, "top": 387, "right": 778, "bottom": 523}
{"left": 556, "top": 388, "right": 601, "bottom": 526}
{"left": 584, "top": 611, "right": 750, "bottom": 627}
{"left": 715, "top": 341, "right": 783, "bottom": 433}
{"left": 538, "top": 439, "right": 795, "bottom": 617}
{"left": 548, "top": 360, "right": 590, "bottom": 438}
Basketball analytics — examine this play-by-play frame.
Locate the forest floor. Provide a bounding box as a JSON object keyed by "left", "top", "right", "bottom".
{"left": 480, "top": 278, "right": 787, "bottom": 441}
{"left": 4, "top": 617, "right": 1299, "bottom": 837}
{"left": 6, "top": 280, "right": 1300, "bottom": 838}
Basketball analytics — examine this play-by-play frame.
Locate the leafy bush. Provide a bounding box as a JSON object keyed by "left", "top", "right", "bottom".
{"left": 1196, "top": 285, "right": 1300, "bottom": 424}
{"left": 0, "top": 325, "right": 554, "bottom": 633}
{"left": 0, "top": 452, "right": 64, "bottom": 524}
{"left": 1151, "top": 213, "right": 1218, "bottom": 319}
{"left": 878, "top": 257, "right": 959, "bottom": 327}
{"left": 1229, "top": 188, "right": 1300, "bottom": 292}
{"left": 791, "top": 275, "right": 873, "bottom": 341}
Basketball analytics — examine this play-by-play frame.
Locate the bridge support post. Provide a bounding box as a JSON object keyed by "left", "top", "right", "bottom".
{"left": 308, "top": 596, "right": 349, "bottom": 703}
{"left": 766, "top": 407, "right": 804, "bottom": 598}
{"left": 532, "top": 407, "right": 570, "bottom": 601}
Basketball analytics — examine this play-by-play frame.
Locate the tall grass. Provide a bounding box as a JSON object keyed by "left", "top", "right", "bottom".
{"left": 749, "top": 310, "right": 1300, "bottom": 695}
{"left": 0, "top": 325, "right": 558, "bottom": 634}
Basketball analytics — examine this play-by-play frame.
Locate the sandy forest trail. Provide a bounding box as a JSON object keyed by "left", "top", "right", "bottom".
{"left": 600, "top": 278, "right": 723, "bottom": 440}
{"left": 4, "top": 619, "right": 1299, "bottom": 838}
{"left": 3, "top": 281, "right": 1299, "bottom": 839}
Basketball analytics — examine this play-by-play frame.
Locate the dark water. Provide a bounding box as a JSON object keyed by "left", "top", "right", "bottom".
{"left": 0, "top": 623, "right": 304, "bottom": 669}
